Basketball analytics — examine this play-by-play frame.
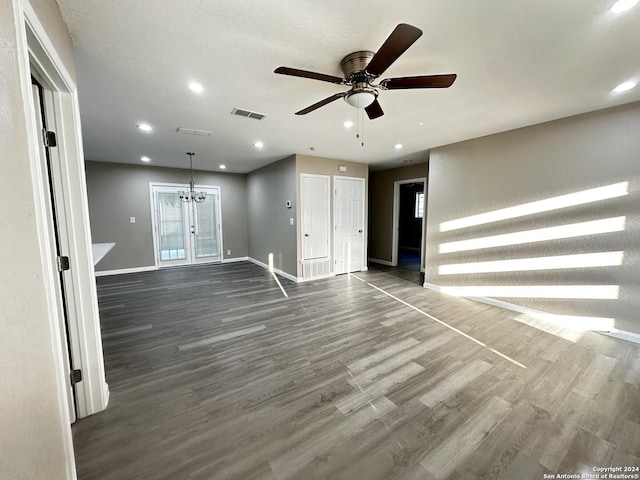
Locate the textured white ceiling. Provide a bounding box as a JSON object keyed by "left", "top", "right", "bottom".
{"left": 56, "top": 0, "right": 640, "bottom": 173}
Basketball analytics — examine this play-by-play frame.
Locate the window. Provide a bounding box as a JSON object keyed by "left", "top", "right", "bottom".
{"left": 415, "top": 192, "right": 425, "bottom": 218}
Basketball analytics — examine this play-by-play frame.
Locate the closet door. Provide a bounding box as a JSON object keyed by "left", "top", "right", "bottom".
{"left": 300, "top": 174, "right": 330, "bottom": 260}
{"left": 334, "top": 176, "right": 365, "bottom": 274}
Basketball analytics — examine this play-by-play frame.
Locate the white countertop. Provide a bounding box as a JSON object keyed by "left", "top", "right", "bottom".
{"left": 92, "top": 243, "right": 115, "bottom": 266}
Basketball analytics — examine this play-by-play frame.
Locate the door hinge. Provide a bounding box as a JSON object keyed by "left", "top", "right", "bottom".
{"left": 57, "top": 256, "right": 70, "bottom": 272}
{"left": 70, "top": 369, "right": 82, "bottom": 385}
{"left": 43, "top": 129, "right": 57, "bottom": 148}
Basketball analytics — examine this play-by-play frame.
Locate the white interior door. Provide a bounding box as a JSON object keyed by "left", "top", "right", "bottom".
{"left": 334, "top": 176, "right": 365, "bottom": 275}
{"left": 152, "top": 185, "right": 222, "bottom": 267}
{"left": 301, "top": 174, "right": 330, "bottom": 260}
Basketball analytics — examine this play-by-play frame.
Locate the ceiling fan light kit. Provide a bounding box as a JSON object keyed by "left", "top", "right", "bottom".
{"left": 344, "top": 88, "right": 377, "bottom": 108}
{"left": 274, "top": 23, "right": 457, "bottom": 120}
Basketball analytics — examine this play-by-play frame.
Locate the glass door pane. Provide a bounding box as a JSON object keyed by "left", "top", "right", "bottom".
{"left": 157, "top": 191, "right": 187, "bottom": 262}
{"left": 192, "top": 191, "right": 219, "bottom": 260}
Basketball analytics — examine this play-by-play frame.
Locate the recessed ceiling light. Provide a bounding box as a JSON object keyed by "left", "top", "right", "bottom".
{"left": 219, "top": 164, "right": 226, "bottom": 170}
{"left": 188, "top": 82, "right": 204, "bottom": 93}
{"left": 612, "top": 80, "right": 637, "bottom": 93}
{"left": 141, "top": 156, "right": 151, "bottom": 162}
{"left": 254, "top": 141, "right": 264, "bottom": 148}
{"left": 611, "top": 0, "right": 639, "bottom": 13}
{"left": 137, "top": 123, "right": 152, "bottom": 132}
{"left": 344, "top": 121, "right": 354, "bottom": 129}
{"left": 394, "top": 144, "right": 404, "bottom": 150}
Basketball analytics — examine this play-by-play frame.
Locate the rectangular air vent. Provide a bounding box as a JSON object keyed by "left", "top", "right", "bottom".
{"left": 176, "top": 127, "right": 212, "bottom": 136}
{"left": 231, "top": 107, "right": 266, "bottom": 120}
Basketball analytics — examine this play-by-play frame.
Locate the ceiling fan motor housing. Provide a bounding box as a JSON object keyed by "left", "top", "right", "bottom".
{"left": 341, "top": 51, "right": 377, "bottom": 83}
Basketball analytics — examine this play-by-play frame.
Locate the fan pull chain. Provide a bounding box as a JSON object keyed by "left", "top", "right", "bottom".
{"left": 355, "top": 108, "right": 365, "bottom": 147}
{"left": 361, "top": 107, "right": 365, "bottom": 147}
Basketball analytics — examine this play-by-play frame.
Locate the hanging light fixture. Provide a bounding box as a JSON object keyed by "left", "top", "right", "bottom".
{"left": 179, "top": 152, "right": 207, "bottom": 203}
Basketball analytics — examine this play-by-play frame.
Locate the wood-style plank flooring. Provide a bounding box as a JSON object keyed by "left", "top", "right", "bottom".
{"left": 72, "top": 262, "right": 640, "bottom": 479}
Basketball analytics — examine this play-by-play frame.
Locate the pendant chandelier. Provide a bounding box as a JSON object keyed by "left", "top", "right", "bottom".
{"left": 179, "top": 152, "right": 206, "bottom": 203}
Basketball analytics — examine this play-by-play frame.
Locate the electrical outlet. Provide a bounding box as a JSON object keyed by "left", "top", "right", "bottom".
{"left": 129, "top": 216, "right": 136, "bottom": 224}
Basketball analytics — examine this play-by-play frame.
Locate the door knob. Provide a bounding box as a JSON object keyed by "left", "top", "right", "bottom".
{"left": 358, "top": 229, "right": 363, "bottom": 233}
{"left": 304, "top": 233, "right": 309, "bottom": 237}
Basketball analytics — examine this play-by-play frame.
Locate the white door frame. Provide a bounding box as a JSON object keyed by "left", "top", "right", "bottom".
{"left": 392, "top": 177, "right": 427, "bottom": 271}
{"left": 30, "top": 79, "right": 77, "bottom": 425}
{"left": 17, "top": 0, "right": 109, "bottom": 476}
{"left": 149, "top": 182, "right": 223, "bottom": 267}
{"left": 333, "top": 176, "right": 366, "bottom": 274}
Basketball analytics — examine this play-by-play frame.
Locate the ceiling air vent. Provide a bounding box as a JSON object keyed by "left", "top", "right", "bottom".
{"left": 231, "top": 107, "right": 267, "bottom": 120}
{"left": 176, "top": 127, "right": 212, "bottom": 137}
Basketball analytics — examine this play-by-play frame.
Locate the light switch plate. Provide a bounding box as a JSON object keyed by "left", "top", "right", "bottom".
{"left": 129, "top": 216, "right": 136, "bottom": 224}
{"left": 289, "top": 218, "right": 294, "bottom": 226}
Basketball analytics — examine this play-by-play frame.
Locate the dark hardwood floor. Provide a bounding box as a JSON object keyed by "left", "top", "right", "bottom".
{"left": 72, "top": 262, "right": 640, "bottom": 480}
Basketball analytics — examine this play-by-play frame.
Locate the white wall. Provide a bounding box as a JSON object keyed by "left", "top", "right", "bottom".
{"left": 425, "top": 101, "right": 640, "bottom": 335}
{"left": 0, "top": 0, "right": 78, "bottom": 478}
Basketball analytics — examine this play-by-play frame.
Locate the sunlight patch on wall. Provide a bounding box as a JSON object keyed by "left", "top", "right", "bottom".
{"left": 438, "top": 251, "right": 624, "bottom": 275}
{"left": 439, "top": 181, "right": 628, "bottom": 232}
{"left": 439, "top": 217, "right": 626, "bottom": 254}
{"left": 532, "top": 313, "right": 616, "bottom": 332}
{"left": 440, "top": 285, "right": 619, "bottom": 299}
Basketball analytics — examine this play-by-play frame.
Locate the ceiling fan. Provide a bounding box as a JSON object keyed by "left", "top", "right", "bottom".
{"left": 274, "top": 23, "right": 457, "bottom": 120}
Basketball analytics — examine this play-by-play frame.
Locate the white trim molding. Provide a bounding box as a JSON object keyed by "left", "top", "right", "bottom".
{"left": 222, "top": 256, "right": 249, "bottom": 264}
{"left": 22, "top": 0, "right": 110, "bottom": 416}
{"left": 248, "top": 257, "right": 299, "bottom": 283}
{"left": 368, "top": 257, "right": 394, "bottom": 266}
{"left": 95, "top": 266, "right": 158, "bottom": 277}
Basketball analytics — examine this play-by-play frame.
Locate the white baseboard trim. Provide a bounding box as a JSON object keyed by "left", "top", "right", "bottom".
{"left": 95, "top": 265, "right": 157, "bottom": 277}
{"left": 102, "top": 383, "right": 110, "bottom": 409}
{"left": 607, "top": 329, "right": 640, "bottom": 344}
{"left": 368, "top": 258, "right": 393, "bottom": 266}
{"left": 222, "top": 256, "right": 249, "bottom": 264}
{"left": 423, "top": 281, "right": 640, "bottom": 345}
{"left": 248, "top": 257, "right": 298, "bottom": 283}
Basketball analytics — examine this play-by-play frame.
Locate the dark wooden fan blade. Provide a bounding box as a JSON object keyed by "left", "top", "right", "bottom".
{"left": 295, "top": 93, "right": 346, "bottom": 115}
{"left": 275, "top": 66, "right": 345, "bottom": 85}
{"left": 365, "top": 99, "right": 384, "bottom": 119}
{"left": 380, "top": 74, "right": 457, "bottom": 90}
{"left": 366, "top": 24, "right": 423, "bottom": 77}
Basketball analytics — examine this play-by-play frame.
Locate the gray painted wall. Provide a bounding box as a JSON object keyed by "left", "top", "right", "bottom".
{"left": 0, "top": 0, "right": 75, "bottom": 478}
{"left": 426, "top": 101, "right": 640, "bottom": 334}
{"left": 247, "top": 155, "right": 297, "bottom": 276}
{"left": 369, "top": 163, "right": 429, "bottom": 263}
{"left": 86, "top": 161, "right": 248, "bottom": 271}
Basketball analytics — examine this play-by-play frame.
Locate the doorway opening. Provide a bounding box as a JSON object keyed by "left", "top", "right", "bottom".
{"left": 392, "top": 177, "right": 426, "bottom": 281}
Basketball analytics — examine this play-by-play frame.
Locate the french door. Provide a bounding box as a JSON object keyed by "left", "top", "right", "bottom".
{"left": 151, "top": 184, "right": 222, "bottom": 267}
